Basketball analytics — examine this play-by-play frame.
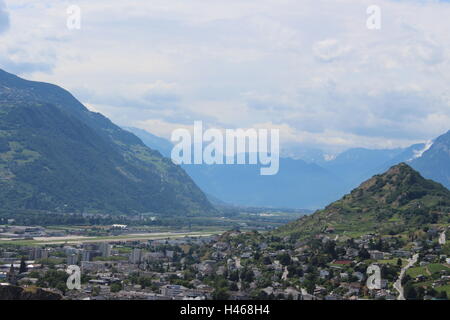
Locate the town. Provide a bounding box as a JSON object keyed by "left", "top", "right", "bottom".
{"left": 1, "top": 225, "right": 448, "bottom": 300}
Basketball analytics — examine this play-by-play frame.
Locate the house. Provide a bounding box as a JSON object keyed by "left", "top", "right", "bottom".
{"left": 314, "top": 285, "right": 326, "bottom": 296}
{"left": 353, "top": 271, "right": 364, "bottom": 282}
{"left": 392, "top": 250, "right": 411, "bottom": 258}
{"left": 369, "top": 250, "right": 384, "bottom": 260}
{"left": 160, "top": 284, "right": 188, "bottom": 298}
{"left": 345, "top": 248, "right": 359, "bottom": 259}
{"left": 213, "top": 242, "right": 229, "bottom": 251}
{"left": 319, "top": 270, "right": 330, "bottom": 279}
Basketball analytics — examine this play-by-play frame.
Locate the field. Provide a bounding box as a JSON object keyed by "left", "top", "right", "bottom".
{"left": 406, "top": 263, "right": 450, "bottom": 278}
{"left": 0, "top": 230, "right": 223, "bottom": 246}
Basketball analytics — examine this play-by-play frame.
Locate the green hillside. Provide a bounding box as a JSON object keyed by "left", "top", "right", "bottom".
{"left": 277, "top": 163, "right": 450, "bottom": 238}
{"left": 0, "top": 69, "right": 214, "bottom": 215}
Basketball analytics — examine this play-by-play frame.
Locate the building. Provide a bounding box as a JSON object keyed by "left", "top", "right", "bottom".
{"left": 160, "top": 285, "right": 188, "bottom": 297}
{"left": 369, "top": 250, "right": 384, "bottom": 260}
{"left": 67, "top": 254, "right": 79, "bottom": 265}
{"left": 130, "top": 248, "right": 141, "bottom": 264}
{"left": 81, "top": 250, "right": 92, "bottom": 262}
{"left": 6, "top": 264, "right": 17, "bottom": 285}
{"left": 99, "top": 243, "right": 111, "bottom": 258}
{"left": 29, "top": 247, "right": 49, "bottom": 260}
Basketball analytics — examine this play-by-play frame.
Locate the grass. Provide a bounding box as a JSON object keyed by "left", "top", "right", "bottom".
{"left": 435, "top": 285, "right": 450, "bottom": 296}
{"left": 427, "top": 263, "right": 450, "bottom": 274}
{"left": 375, "top": 258, "right": 407, "bottom": 267}
{"left": 406, "top": 263, "right": 450, "bottom": 278}
{"left": 406, "top": 266, "right": 428, "bottom": 278}
{"left": 93, "top": 256, "right": 127, "bottom": 262}
{"left": 116, "top": 247, "right": 133, "bottom": 254}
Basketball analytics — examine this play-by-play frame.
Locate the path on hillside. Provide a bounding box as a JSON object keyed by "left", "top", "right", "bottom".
{"left": 394, "top": 254, "right": 419, "bottom": 300}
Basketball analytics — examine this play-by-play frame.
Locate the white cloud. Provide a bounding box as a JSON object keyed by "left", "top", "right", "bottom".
{"left": 2, "top": 0, "right": 450, "bottom": 152}
{"left": 313, "top": 39, "right": 352, "bottom": 62}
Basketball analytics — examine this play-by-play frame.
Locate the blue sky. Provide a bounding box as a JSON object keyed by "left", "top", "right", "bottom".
{"left": 1, "top": 0, "right": 450, "bottom": 155}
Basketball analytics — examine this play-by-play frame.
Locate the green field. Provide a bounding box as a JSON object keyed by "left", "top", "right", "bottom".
{"left": 407, "top": 263, "right": 450, "bottom": 278}
{"left": 374, "top": 258, "right": 407, "bottom": 267}
{"left": 406, "top": 266, "right": 428, "bottom": 278}
{"left": 427, "top": 263, "right": 450, "bottom": 274}
{"left": 435, "top": 285, "right": 450, "bottom": 296}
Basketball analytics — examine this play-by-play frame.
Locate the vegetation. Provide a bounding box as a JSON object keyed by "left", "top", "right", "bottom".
{"left": 0, "top": 69, "right": 214, "bottom": 216}
{"left": 277, "top": 163, "right": 450, "bottom": 239}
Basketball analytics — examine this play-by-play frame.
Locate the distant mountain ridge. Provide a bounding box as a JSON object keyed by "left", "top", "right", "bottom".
{"left": 411, "top": 130, "right": 450, "bottom": 189}
{"left": 125, "top": 127, "right": 343, "bottom": 209}
{"left": 0, "top": 69, "right": 214, "bottom": 215}
{"left": 129, "top": 126, "right": 450, "bottom": 209}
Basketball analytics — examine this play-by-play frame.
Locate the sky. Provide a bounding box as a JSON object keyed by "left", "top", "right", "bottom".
{"left": 1, "top": 0, "right": 450, "bottom": 154}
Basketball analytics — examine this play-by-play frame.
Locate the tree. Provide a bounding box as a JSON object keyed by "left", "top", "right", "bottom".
{"left": 262, "top": 256, "right": 272, "bottom": 265}
{"left": 240, "top": 268, "right": 255, "bottom": 283}
{"left": 212, "top": 288, "right": 230, "bottom": 300}
{"left": 304, "top": 280, "right": 315, "bottom": 295}
{"left": 404, "top": 285, "right": 417, "bottom": 300}
{"left": 19, "top": 256, "right": 27, "bottom": 274}
{"left": 437, "top": 291, "right": 448, "bottom": 300}
{"left": 278, "top": 253, "right": 291, "bottom": 266}
{"left": 229, "top": 282, "right": 238, "bottom": 291}
{"left": 92, "top": 286, "right": 101, "bottom": 296}
{"left": 110, "top": 282, "right": 122, "bottom": 293}
{"left": 359, "top": 248, "right": 370, "bottom": 260}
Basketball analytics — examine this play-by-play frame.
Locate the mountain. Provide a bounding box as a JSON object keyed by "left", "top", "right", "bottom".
{"left": 0, "top": 69, "right": 214, "bottom": 215}
{"left": 321, "top": 147, "right": 405, "bottom": 189}
{"left": 126, "top": 127, "right": 344, "bottom": 209}
{"left": 124, "top": 122, "right": 450, "bottom": 211}
{"left": 183, "top": 158, "right": 344, "bottom": 209}
{"left": 123, "top": 127, "right": 173, "bottom": 158}
{"left": 378, "top": 143, "right": 427, "bottom": 170}
{"left": 280, "top": 145, "right": 328, "bottom": 164}
{"left": 278, "top": 163, "right": 450, "bottom": 237}
{"left": 411, "top": 131, "right": 450, "bottom": 189}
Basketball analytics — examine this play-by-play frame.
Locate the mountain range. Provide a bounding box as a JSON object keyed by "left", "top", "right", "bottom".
{"left": 0, "top": 69, "right": 214, "bottom": 215}
{"left": 127, "top": 126, "right": 450, "bottom": 209}
{"left": 2, "top": 68, "right": 450, "bottom": 215}
{"left": 410, "top": 131, "right": 450, "bottom": 189}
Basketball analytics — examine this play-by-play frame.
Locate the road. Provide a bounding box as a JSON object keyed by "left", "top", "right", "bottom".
{"left": 394, "top": 253, "right": 419, "bottom": 300}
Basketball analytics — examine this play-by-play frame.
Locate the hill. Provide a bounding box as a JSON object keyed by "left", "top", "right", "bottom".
{"left": 277, "top": 163, "right": 450, "bottom": 238}
{"left": 0, "top": 69, "right": 213, "bottom": 215}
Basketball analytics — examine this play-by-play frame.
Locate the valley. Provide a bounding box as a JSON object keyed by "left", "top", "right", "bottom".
{"left": 0, "top": 69, "right": 449, "bottom": 301}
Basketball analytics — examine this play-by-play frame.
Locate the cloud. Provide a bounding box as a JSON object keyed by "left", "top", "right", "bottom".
{"left": 0, "top": 0, "right": 9, "bottom": 34}
{"left": 3, "top": 0, "right": 450, "bottom": 153}
{"left": 313, "top": 39, "right": 352, "bottom": 62}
